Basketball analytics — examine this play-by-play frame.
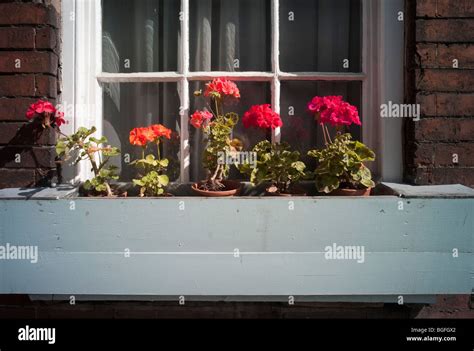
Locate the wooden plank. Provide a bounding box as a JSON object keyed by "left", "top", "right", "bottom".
{"left": 382, "top": 182, "right": 474, "bottom": 198}
{"left": 0, "top": 197, "right": 472, "bottom": 298}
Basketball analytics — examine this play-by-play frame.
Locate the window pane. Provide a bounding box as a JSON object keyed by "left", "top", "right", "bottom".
{"left": 189, "top": 81, "right": 271, "bottom": 181}
{"left": 103, "top": 83, "right": 181, "bottom": 181}
{"left": 102, "top": 0, "right": 179, "bottom": 73}
{"left": 190, "top": 0, "right": 271, "bottom": 72}
{"left": 280, "top": 81, "right": 362, "bottom": 168}
{"left": 280, "top": 0, "right": 362, "bottom": 72}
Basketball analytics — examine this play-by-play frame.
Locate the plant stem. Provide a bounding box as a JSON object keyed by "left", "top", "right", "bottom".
{"left": 88, "top": 153, "right": 99, "bottom": 176}
{"left": 156, "top": 141, "right": 161, "bottom": 160}
{"left": 211, "top": 164, "right": 221, "bottom": 181}
{"left": 320, "top": 123, "right": 328, "bottom": 145}
{"left": 214, "top": 97, "right": 222, "bottom": 118}
{"left": 324, "top": 125, "right": 333, "bottom": 144}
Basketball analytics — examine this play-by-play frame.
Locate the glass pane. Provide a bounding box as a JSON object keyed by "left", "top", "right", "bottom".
{"left": 189, "top": 81, "right": 271, "bottom": 181}
{"left": 280, "top": 0, "right": 362, "bottom": 72}
{"left": 103, "top": 83, "right": 181, "bottom": 181}
{"left": 102, "top": 0, "right": 179, "bottom": 73}
{"left": 190, "top": 0, "right": 271, "bottom": 72}
{"left": 280, "top": 81, "right": 362, "bottom": 168}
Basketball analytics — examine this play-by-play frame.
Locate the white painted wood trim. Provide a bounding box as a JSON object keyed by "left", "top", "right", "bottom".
{"left": 188, "top": 71, "right": 274, "bottom": 81}
{"left": 97, "top": 71, "right": 366, "bottom": 83}
{"left": 179, "top": 0, "right": 190, "bottom": 182}
{"left": 97, "top": 72, "right": 184, "bottom": 83}
{"left": 362, "top": 0, "right": 380, "bottom": 176}
{"left": 271, "top": 0, "right": 281, "bottom": 143}
{"left": 278, "top": 72, "right": 366, "bottom": 81}
{"left": 378, "top": 0, "right": 404, "bottom": 182}
{"left": 60, "top": 0, "right": 78, "bottom": 184}
{"left": 74, "top": 0, "right": 102, "bottom": 181}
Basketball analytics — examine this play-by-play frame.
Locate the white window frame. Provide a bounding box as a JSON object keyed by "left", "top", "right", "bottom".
{"left": 62, "top": 0, "right": 404, "bottom": 184}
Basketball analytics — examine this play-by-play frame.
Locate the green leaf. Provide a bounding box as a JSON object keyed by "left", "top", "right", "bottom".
{"left": 315, "top": 174, "right": 340, "bottom": 193}
{"left": 158, "top": 158, "right": 169, "bottom": 168}
{"left": 158, "top": 174, "right": 169, "bottom": 186}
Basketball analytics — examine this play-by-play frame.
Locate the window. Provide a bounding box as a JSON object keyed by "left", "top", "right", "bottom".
{"left": 62, "top": 0, "right": 404, "bottom": 183}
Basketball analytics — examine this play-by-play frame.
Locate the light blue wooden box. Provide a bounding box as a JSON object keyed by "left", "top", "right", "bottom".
{"left": 0, "top": 183, "right": 472, "bottom": 303}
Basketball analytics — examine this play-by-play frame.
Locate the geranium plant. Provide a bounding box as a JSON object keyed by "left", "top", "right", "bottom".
{"left": 26, "top": 99, "right": 68, "bottom": 184}
{"left": 239, "top": 104, "right": 306, "bottom": 195}
{"left": 307, "top": 96, "right": 375, "bottom": 194}
{"left": 26, "top": 99, "right": 66, "bottom": 129}
{"left": 56, "top": 126, "right": 120, "bottom": 196}
{"left": 190, "top": 78, "right": 240, "bottom": 191}
{"left": 129, "top": 124, "right": 172, "bottom": 197}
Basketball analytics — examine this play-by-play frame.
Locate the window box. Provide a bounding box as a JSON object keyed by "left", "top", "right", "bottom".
{"left": 1, "top": 183, "right": 472, "bottom": 303}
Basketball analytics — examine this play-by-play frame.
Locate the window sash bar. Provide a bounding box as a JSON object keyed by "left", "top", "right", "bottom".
{"left": 179, "top": 0, "right": 190, "bottom": 182}
{"left": 271, "top": 0, "right": 281, "bottom": 143}
{"left": 97, "top": 72, "right": 366, "bottom": 83}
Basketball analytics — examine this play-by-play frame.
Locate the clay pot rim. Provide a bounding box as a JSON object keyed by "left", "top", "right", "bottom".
{"left": 265, "top": 186, "right": 307, "bottom": 197}
{"left": 328, "top": 187, "right": 372, "bottom": 196}
{"left": 191, "top": 180, "right": 241, "bottom": 197}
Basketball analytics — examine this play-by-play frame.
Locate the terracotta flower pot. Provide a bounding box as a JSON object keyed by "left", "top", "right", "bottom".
{"left": 191, "top": 180, "right": 241, "bottom": 197}
{"left": 329, "top": 187, "right": 372, "bottom": 196}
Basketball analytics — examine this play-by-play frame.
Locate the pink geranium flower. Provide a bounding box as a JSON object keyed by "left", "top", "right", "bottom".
{"left": 307, "top": 95, "right": 361, "bottom": 127}
{"left": 242, "top": 104, "right": 283, "bottom": 130}
{"left": 190, "top": 110, "right": 213, "bottom": 129}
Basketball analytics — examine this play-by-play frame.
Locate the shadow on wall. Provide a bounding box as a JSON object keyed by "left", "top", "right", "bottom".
{"left": 0, "top": 120, "right": 58, "bottom": 187}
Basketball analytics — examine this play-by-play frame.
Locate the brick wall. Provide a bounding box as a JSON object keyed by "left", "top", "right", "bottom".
{"left": 405, "top": 0, "right": 474, "bottom": 187}
{"left": 0, "top": 0, "right": 60, "bottom": 189}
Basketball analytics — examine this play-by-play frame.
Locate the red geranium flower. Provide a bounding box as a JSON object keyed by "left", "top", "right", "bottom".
{"left": 242, "top": 104, "right": 283, "bottom": 130}
{"left": 150, "top": 124, "right": 172, "bottom": 140}
{"left": 26, "top": 99, "right": 67, "bottom": 128}
{"left": 55, "top": 111, "right": 66, "bottom": 127}
{"left": 307, "top": 95, "right": 361, "bottom": 126}
{"left": 204, "top": 78, "right": 240, "bottom": 99}
{"left": 129, "top": 127, "right": 149, "bottom": 147}
{"left": 190, "top": 110, "right": 213, "bottom": 129}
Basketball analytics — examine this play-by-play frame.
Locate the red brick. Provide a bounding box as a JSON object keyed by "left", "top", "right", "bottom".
{"left": 417, "top": 44, "right": 474, "bottom": 68}
{"left": 417, "top": 93, "right": 474, "bottom": 117}
{"left": 0, "top": 51, "right": 58, "bottom": 74}
{"left": 414, "top": 118, "right": 474, "bottom": 141}
{"left": 414, "top": 142, "right": 474, "bottom": 167}
{"left": 0, "top": 75, "right": 35, "bottom": 96}
{"left": 0, "top": 27, "right": 35, "bottom": 49}
{"left": 0, "top": 3, "right": 57, "bottom": 27}
{"left": 416, "top": 93, "right": 437, "bottom": 116}
{"left": 408, "top": 167, "right": 474, "bottom": 187}
{"left": 0, "top": 122, "right": 56, "bottom": 145}
{"left": 416, "top": 0, "right": 437, "bottom": 18}
{"left": 417, "top": 19, "right": 474, "bottom": 42}
{"left": 35, "top": 27, "right": 57, "bottom": 50}
{"left": 0, "top": 168, "right": 35, "bottom": 188}
{"left": 418, "top": 0, "right": 474, "bottom": 18}
{"left": 0, "top": 97, "right": 39, "bottom": 121}
{"left": 436, "top": 93, "right": 474, "bottom": 116}
{"left": 0, "top": 306, "right": 37, "bottom": 319}
{"left": 36, "top": 305, "right": 115, "bottom": 319}
{"left": 416, "top": 69, "right": 474, "bottom": 92}
{"left": 35, "top": 75, "right": 57, "bottom": 98}
{"left": 0, "top": 146, "right": 56, "bottom": 168}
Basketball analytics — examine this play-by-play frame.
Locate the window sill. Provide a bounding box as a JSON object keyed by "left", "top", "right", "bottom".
{"left": 0, "top": 183, "right": 472, "bottom": 302}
